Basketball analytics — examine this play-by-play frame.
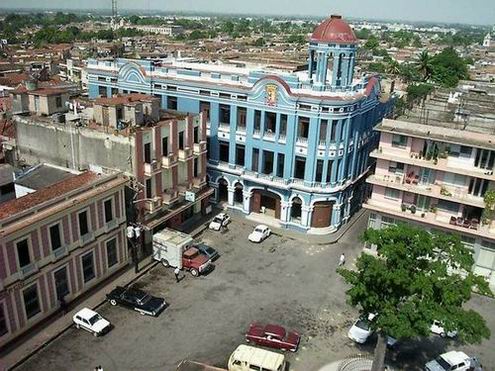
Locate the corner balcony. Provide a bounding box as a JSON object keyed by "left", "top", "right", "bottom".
{"left": 178, "top": 147, "right": 193, "bottom": 161}
{"left": 371, "top": 149, "right": 495, "bottom": 182}
{"left": 144, "top": 197, "right": 163, "bottom": 214}
{"left": 144, "top": 159, "right": 161, "bottom": 177}
{"left": 193, "top": 176, "right": 207, "bottom": 189}
{"left": 162, "top": 189, "right": 179, "bottom": 205}
{"left": 364, "top": 198, "right": 495, "bottom": 240}
{"left": 162, "top": 154, "right": 178, "bottom": 169}
{"left": 193, "top": 142, "right": 206, "bottom": 155}
{"left": 367, "top": 174, "right": 485, "bottom": 208}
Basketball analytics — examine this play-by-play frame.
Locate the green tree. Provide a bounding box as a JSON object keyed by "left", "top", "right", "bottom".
{"left": 406, "top": 83, "right": 434, "bottom": 105}
{"left": 416, "top": 50, "right": 433, "bottom": 81}
{"left": 253, "top": 37, "right": 265, "bottom": 47}
{"left": 339, "top": 224, "right": 492, "bottom": 371}
{"left": 364, "top": 35, "right": 379, "bottom": 50}
{"left": 430, "top": 47, "right": 469, "bottom": 88}
{"left": 386, "top": 60, "right": 401, "bottom": 76}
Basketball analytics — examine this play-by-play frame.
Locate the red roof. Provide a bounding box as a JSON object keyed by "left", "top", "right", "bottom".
{"left": 0, "top": 171, "right": 99, "bottom": 220}
{"left": 311, "top": 15, "right": 357, "bottom": 44}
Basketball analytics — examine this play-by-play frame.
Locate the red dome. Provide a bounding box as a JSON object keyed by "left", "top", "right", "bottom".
{"left": 311, "top": 15, "right": 357, "bottom": 44}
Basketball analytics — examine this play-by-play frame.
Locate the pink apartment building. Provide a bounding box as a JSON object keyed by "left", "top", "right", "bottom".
{"left": 0, "top": 171, "right": 128, "bottom": 347}
{"left": 365, "top": 118, "right": 495, "bottom": 291}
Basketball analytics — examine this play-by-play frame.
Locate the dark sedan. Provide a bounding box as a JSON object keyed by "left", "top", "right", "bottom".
{"left": 106, "top": 286, "right": 167, "bottom": 317}
{"left": 245, "top": 322, "right": 301, "bottom": 352}
{"left": 196, "top": 243, "right": 219, "bottom": 261}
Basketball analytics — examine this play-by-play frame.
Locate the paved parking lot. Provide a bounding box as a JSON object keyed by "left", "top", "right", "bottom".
{"left": 15, "top": 213, "right": 495, "bottom": 371}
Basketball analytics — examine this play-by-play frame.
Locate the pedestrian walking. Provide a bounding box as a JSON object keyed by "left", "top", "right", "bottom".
{"left": 59, "top": 296, "right": 68, "bottom": 315}
{"left": 338, "top": 253, "right": 346, "bottom": 267}
{"left": 174, "top": 267, "right": 180, "bottom": 283}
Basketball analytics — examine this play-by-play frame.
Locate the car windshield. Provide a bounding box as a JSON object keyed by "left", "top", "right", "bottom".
{"left": 435, "top": 356, "right": 452, "bottom": 370}
{"left": 355, "top": 319, "right": 370, "bottom": 331}
{"left": 137, "top": 294, "right": 151, "bottom": 305}
{"left": 88, "top": 314, "right": 102, "bottom": 325}
{"left": 255, "top": 227, "right": 264, "bottom": 233}
{"left": 213, "top": 216, "right": 222, "bottom": 223}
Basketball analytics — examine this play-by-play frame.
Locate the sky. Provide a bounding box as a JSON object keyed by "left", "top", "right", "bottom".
{"left": 0, "top": 0, "right": 494, "bottom": 26}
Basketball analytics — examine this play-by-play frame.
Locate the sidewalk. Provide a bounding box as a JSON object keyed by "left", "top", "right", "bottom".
{"left": 1, "top": 221, "right": 212, "bottom": 371}
{"left": 0, "top": 259, "right": 158, "bottom": 371}
{"left": 232, "top": 208, "right": 369, "bottom": 245}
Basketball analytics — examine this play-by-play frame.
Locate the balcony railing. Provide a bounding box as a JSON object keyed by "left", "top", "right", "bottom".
{"left": 296, "top": 137, "right": 308, "bottom": 146}
{"left": 21, "top": 262, "right": 37, "bottom": 276}
{"left": 162, "top": 154, "right": 177, "bottom": 168}
{"left": 81, "top": 231, "right": 95, "bottom": 244}
{"left": 178, "top": 148, "right": 192, "bottom": 161}
{"left": 162, "top": 189, "right": 179, "bottom": 205}
{"left": 253, "top": 129, "right": 261, "bottom": 137}
{"left": 278, "top": 134, "right": 286, "bottom": 143}
{"left": 144, "top": 197, "right": 162, "bottom": 213}
{"left": 52, "top": 245, "right": 68, "bottom": 259}
{"left": 218, "top": 123, "right": 230, "bottom": 132}
{"left": 144, "top": 160, "right": 161, "bottom": 176}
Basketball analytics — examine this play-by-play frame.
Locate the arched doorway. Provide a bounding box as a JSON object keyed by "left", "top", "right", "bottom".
{"left": 290, "top": 197, "right": 303, "bottom": 223}
{"left": 251, "top": 189, "right": 281, "bottom": 219}
{"left": 234, "top": 183, "right": 243, "bottom": 205}
{"left": 217, "top": 178, "right": 228, "bottom": 202}
{"left": 311, "top": 201, "right": 334, "bottom": 228}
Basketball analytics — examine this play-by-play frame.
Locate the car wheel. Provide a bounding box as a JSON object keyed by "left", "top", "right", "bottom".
{"left": 110, "top": 299, "right": 117, "bottom": 306}
{"left": 161, "top": 259, "right": 169, "bottom": 267}
{"left": 140, "top": 311, "right": 145, "bottom": 316}
{"left": 93, "top": 331, "right": 98, "bottom": 337}
{"left": 440, "top": 332, "right": 446, "bottom": 338}
{"left": 190, "top": 268, "right": 199, "bottom": 277}
{"left": 76, "top": 324, "right": 80, "bottom": 329}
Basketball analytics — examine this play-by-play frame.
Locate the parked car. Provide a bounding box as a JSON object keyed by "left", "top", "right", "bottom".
{"left": 430, "top": 320, "right": 458, "bottom": 338}
{"left": 245, "top": 322, "right": 301, "bottom": 352}
{"left": 228, "top": 345, "right": 286, "bottom": 371}
{"left": 106, "top": 286, "right": 167, "bottom": 317}
{"left": 425, "top": 351, "right": 483, "bottom": 371}
{"left": 73, "top": 308, "right": 111, "bottom": 336}
{"left": 196, "top": 243, "right": 219, "bottom": 261}
{"left": 209, "top": 213, "right": 231, "bottom": 231}
{"left": 348, "top": 314, "right": 397, "bottom": 347}
{"left": 248, "top": 225, "right": 271, "bottom": 243}
{"left": 153, "top": 229, "right": 212, "bottom": 277}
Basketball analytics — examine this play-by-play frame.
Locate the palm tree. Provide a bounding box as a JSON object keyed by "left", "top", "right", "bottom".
{"left": 416, "top": 50, "right": 432, "bottom": 81}
{"left": 386, "top": 60, "right": 401, "bottom": 76}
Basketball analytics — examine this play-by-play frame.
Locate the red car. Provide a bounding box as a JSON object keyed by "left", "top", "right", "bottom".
{"left": 245, "top": 322, "right": 301, "bottom": 352}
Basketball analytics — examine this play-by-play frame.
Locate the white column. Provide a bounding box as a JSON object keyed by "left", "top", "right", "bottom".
{"left": 301, "top": 205, "right": 313, "bottom": 228}
{"left": 280, "top": 200, "right": 291, "bottom": 223}
{"left": 242, "top": 190, "right": 252, "bottom": 214}
{"left": 227, "top": 186, "right": 235, "bottom": 206}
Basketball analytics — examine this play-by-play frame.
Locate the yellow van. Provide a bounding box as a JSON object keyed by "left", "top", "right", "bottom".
{"left": 228, "top": 345, "right": 286, "bottom": 371}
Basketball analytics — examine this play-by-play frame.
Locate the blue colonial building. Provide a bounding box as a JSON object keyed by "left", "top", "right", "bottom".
{"left": 86, "top": 15, "right": 395, "bottom": 233}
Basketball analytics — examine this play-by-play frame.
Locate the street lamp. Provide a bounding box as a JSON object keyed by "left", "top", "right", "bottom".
{"left": 126, "top": 224, "right": 142, "bottom": 274}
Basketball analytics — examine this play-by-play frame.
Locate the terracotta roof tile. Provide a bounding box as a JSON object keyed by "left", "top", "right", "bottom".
{"left": 0, "top": 171, "right": 99, "bottom": 220}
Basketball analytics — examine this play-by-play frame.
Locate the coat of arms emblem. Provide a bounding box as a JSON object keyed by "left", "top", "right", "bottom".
{"left": 265, "top": 84, "right": 278, "bottom": 106}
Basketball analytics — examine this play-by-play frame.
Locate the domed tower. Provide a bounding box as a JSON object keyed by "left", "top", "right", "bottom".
{"left": 308, "top": 15, "right": 358, "bottom": 91}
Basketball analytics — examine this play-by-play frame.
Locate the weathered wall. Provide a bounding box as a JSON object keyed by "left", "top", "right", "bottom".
{"left": 14, "top": 116, "right": 135, "bottom": 176}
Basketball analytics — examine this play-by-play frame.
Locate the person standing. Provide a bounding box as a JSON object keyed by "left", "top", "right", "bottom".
{"left": 174, "top": 267, "right": 180, "bottom": 283}
{"left": 338, "top": 253, "right": 346, "bottom": 267}
{"left": 59, "top": 296, "right": 68, "bottom": 315}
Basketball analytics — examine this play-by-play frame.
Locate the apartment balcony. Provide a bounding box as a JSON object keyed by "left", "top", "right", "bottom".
{"left": 144, "top": 196, "right": 163, "bottom": 214}
{"left": 365, "top": 198, "right": 495, "bottom": 239}
{"left": 296, "top": 137, "right": 308, "bottom": 146}
{"left": 236, "top": 125, "right": 247, "bottom": 134}
{"left": 177, "top": 182, "right": 192, "bottom": 193}
{"left": 193, "top": 176, "right": 207, "bottom": 189}
{"left": 144, "top": 159, "right": 161, "bottom": 177}
{"left": 263, "top": 130, "right": 276, "bottom": 141}
{"left": 371, "top": 149, "right": 495, "bottom": 182}
{"left": 218, "top": 123, "right": 230, "bottom": 132}
{"left": 278, "top": 134, "right": 287, "bottom": 143}
{"left": 162, "top": 189, "right": 179, "bottom": 205}
{"left": 193, "top": 142, "right": 206, "bottom": 155}
{"left": 253, "top": 129, "right": 261, "bottom": 138}
{"left": 367, "top": 174, "right": 485, "bottom": 208}
{"left": 178, "top": 147, "right": 193, "bottom": 161}
{"left": 162, "top": 154, "right": 178, "bottom": 169}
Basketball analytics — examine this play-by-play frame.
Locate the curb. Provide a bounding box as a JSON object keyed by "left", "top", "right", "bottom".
{"left": 7, "top": 223, "right": 211, "bottom": 371}
{"left": 7, "top": 260, "right": 159, "bottom": 371}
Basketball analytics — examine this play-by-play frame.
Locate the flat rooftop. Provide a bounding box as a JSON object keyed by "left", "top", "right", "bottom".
{"left": 15, "top": 163, "right": 79, "bottom": 191}
{"left": 377, "top": 118, "right": 495, "bottom": 151}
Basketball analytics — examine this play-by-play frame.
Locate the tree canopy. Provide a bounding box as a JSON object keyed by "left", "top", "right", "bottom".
{"left": 339, "top": 224, "right": 492, "bottom": 370}
{"left": 429, "top": 47, "right": 470, "bottom": 88}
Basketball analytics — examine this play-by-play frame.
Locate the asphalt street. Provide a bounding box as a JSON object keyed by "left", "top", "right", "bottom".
{"left": 15, "top": 213, "right": 495, "bottom": 371}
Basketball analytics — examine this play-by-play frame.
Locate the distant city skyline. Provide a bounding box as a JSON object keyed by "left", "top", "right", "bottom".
{"left": 0, "top": 0, "right": 494, "bottom": 26}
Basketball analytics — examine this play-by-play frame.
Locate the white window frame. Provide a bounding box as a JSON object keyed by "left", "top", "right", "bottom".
{"left": 105, "top": 237, "right": 119, "bottom": 269}
{"left": 77, "top": 207, "right": 92, "bottom": 237}
{"left": 48, "top": 220, "right": 64, "bottom": 252}
{"left": 102, "top": 196, "right": 115, "bottom": 224}
{"left": 384, "top": 187, "right": 401, "bottom": 200}
{"left": 21, "top": 282, "right": 42, "bottom": 322}
{"left": 13, "top": 235, "right": 33, "bottom": 272}
{"left": 0, "top": 299, "right": 10, "bottom": 339}
{"left": 80, "top": 251, "right": 96, "bottom": 285}
{"left": 52, "top": 264, "right": 71, "bottom": 301}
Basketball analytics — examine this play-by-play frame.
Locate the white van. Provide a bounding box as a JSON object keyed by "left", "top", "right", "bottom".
{"left": 228, "top": 345, "right": 286, "bottom": 371}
